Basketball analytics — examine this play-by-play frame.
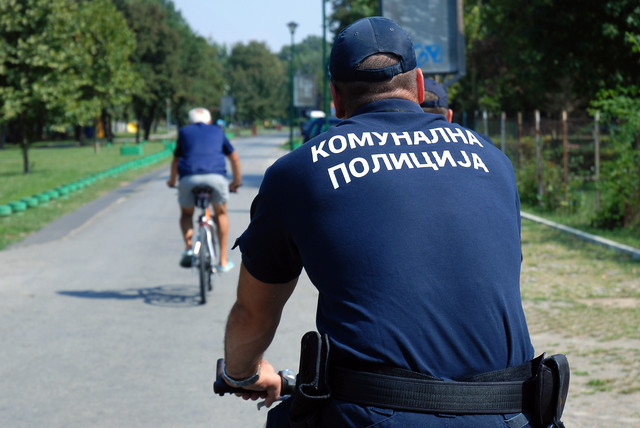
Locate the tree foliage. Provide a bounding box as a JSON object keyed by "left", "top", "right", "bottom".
{"left": 149, "top": 0, "right": 225, "bottom": 126}
{"left": 227, "top": 41, "right": 287, "bottom": 124}
{"left": 458, "top": 0, "right": 640, "bottom": 114}
{"left": 590, "top": 86, "right": 640, "bottom": 229}
{"left": 0, "top": 0, "right": 136, "bottom": 172}
{"left": 115, "top": 0, "right": 179, "bottom": 141}
{"left": 113, "top": 0, "right": 225, "bottom": 135}
{"left": 172, "top": 32, "right": 224, "bottom": 128}
{"left": 75, "top": 0, "right": 141, "bottom": 142}
{"left": 329, "top": 0, "right": 379, "bottom": 35}
{"left": 0, "top": 0, "right": 83, "bottom": 125}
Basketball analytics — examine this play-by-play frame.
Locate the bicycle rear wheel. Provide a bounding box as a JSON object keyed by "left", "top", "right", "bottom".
{"left": 198, "top": 229, "right": 212, "bottom": 304}
{"left": 209, "top": 222, "right": 219, "bottom": 292}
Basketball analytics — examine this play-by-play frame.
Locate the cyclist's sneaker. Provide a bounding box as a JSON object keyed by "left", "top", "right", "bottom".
{"left": 216, "top": 260, "right": 235, "bottom": 273}
{"left": 180, "top": 249, "right": 194, "bottom": 268}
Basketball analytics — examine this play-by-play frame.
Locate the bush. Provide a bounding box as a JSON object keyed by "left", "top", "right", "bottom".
{"left": 590, "top": 87, "right": 640, "bottom": 229}
{"left": 517, "top": 144, "right": 583, "bottom": 212}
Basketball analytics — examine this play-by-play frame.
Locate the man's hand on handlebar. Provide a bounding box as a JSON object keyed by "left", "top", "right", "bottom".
{"left": 228, "top": 360, "right": 282, "bottom": 408}
{"left": 229, "top": 180, "right": 242, "bottom": 193}
{"left": 214, "top": 358, "right": 295, "bottom": 409}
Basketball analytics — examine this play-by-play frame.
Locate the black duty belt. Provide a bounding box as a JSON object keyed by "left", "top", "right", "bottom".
{"left": 330, "top": 357, "right": 541, "bottom": 415}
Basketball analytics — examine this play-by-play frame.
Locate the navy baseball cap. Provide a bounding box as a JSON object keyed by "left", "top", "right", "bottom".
{"left": 421, "top": 78, "right": 448, "bottom": 108}
{"left": 329, "top": 17, "right": 417, "bottom": 82}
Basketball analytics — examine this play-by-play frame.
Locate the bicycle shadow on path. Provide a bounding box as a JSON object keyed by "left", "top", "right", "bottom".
{"left": 57, "top": 285, "right": 202, "bottom": 307}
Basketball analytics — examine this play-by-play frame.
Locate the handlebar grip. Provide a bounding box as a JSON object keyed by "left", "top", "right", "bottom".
{"left": 213, "top": 358, "right": 296, "bottom": 396}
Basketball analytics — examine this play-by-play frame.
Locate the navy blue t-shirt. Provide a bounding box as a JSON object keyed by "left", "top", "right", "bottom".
{"left": 174, "top": 122, "right": 234, "bottom": 177}
{"left": 237, "top": 99, "right": 533, "bottom": 381}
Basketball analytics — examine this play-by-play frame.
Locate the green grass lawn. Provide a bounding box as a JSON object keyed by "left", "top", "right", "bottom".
{"left": 521, "top": 197, "right": 640, "bottom": 250}
{"left": 0, "top": 141, "right": 168, "bottom": 202}
{"left": 0, "top": 140, "right": 173, "bottom": 249}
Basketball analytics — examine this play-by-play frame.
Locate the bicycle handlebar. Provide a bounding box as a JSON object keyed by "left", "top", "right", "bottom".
{"left": 213, "top": 358, "right": 296, "bottom": 397}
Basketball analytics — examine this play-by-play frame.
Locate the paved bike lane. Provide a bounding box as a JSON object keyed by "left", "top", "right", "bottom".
{"left": 0, "top": 133, "right": 317, "bottom": 427}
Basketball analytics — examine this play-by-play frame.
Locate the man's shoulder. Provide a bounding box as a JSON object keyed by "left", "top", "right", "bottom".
{"left": 179, "top": 123, "right": 197, "bottom": 136}
{"left": 180, "top": 123, "right": 221, "bottom": 136}
{"left": 303, "top": 111, "right": 445, "bottom": 139}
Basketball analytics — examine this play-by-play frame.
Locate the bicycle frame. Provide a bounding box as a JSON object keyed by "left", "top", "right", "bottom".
{"left": 192, "top": 186, "right": 218, "bottom": 304}
{"left": 194, "top": 206, "right": 217, "bottom": 275}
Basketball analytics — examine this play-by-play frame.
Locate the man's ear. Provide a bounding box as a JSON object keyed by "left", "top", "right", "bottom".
{"left": 416, "top": 68, "right": 425, "bottom": 104}
{"left": 446, "top": 108, "right": 453, "bottom": 123}
{"left": 330, "top": 83, "right": 345, "bottom": 119}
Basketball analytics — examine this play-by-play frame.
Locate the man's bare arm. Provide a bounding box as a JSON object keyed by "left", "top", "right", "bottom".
{"left": 227, "top": 151, "right": 242, "bottom": 192}
{"left": 166, "top": 156, "right": 179, "bottom": 187}
{"left": 224, "top": 262, "right": 297, "bottom": 378}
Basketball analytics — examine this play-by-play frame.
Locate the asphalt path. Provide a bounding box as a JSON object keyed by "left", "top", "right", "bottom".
{"left": 0, "top": 133, "right": 318, "bottom": 427}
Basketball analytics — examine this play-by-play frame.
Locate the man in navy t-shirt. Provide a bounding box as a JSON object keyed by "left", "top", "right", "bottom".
{"left": 167, "top": 108, "right": 241, "bottom": 271}
{"left": 222, "top": 17, "right": 535, "bottom": 427}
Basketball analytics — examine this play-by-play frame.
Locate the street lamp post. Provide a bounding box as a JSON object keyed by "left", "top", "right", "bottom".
{"left": 322, "top": 1, "right": 329, "bottom": 125}
{"left": 287, "top": 21, "right": 298, "bottom": 150}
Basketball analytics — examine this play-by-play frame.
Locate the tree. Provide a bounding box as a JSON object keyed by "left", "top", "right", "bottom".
{"left": 115, "top": 0, "right": 179, "bottom": 141}
{"left": 0, "top": 0, "right": 90, "bottom": 173}
{"left": 590, "top": 86, "right": 640, "bottom": 229}
{"left": 172, "top": 31, "right": 225, "bottom": 128}
{"left": 459, "top": 0, "right": 640, "bottom": 115}
{"left": 589, "top": 31, "right": 640, "bottom": 230}
{"left": 74, "top": 0, "right": 141, "bottom": 145}
{"left": 114, "top": 0, "right": 226, "bottom": 136}
{"left": 227, "top": 41, "right": 287, "bottom": 124}
{"left": 149, "top": 0, "right": 225, "bottom": 127}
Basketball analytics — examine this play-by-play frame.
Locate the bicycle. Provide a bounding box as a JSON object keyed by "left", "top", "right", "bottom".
{"left": 191, "top": 185, "right": 219, "bottom": 304}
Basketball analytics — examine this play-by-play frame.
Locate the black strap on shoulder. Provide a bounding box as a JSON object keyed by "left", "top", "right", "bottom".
{"left": 330, "top": 358, "right": 541, "bottom": 415}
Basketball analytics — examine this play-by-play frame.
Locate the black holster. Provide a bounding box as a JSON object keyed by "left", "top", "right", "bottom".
{"left": 288, "top": 331, "right": 332, "bottom": 428}
{"left": 533, "top": 353, "right": 570, "bottom": 428}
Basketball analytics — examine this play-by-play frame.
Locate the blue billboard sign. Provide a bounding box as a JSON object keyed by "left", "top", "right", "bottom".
{"left": 381, "top": 0, "right": 465, "bottom": 85}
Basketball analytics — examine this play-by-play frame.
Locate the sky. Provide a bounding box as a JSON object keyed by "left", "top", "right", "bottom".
{"left": 172, "top": 0, "right": 332, "bottom": 52}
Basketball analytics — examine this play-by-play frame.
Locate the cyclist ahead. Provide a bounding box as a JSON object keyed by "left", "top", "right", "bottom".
{"left": 221, "top": 17, "right": 567, "bottom": 428}
{"left": 167, "top": 107, "right": 241, "bottom": 272}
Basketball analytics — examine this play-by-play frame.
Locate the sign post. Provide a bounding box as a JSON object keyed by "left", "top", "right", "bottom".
{"left": 220, "top": 95, "right": 235, "bottom": 124}
{"left": 294, "top": 74, "right": 318, "bottom": 109}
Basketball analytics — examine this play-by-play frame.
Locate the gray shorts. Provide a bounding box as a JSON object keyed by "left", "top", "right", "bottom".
{"left": 178, "top": 174, "right": 229, "bottom": 207}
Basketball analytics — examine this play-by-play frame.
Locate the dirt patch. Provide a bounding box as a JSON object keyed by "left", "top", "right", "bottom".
{"left": 577, "top": 297, "right": 640, "bottom": 308}
{"left": 531, "top": 333, "right": 640, "bottom": 427}
{"left": 520, "top": 220, "right": 640, "bottom": 427}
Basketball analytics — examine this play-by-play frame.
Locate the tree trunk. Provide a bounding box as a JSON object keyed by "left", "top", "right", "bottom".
{"left": 143, "top": 117, "right": 153, "bottom": 141}
{"left": 102, "top": 108, "right": 113, "bottom": 143}
{"left": 20, "top": 117, "right": 30, "bottom": 174}
{"left": 142, "top": 107, "right": 155, "bottom": 142}
{"left": 636, "top": 131, "right": 640, "bottom": 225}
{"left": 21, "top": 139, "right": 29, "bottom": 174}
{"left": 20, "top": 132, "right": 29, "bottom": 174}
{"left": 93, "top": 117, "right": 100, "bottom": 154}
{"left": 0, "top": 123, "right": 7, "bottom": 150}
{"left": 75, "top": 125, "right": 86, "bottom": 145}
